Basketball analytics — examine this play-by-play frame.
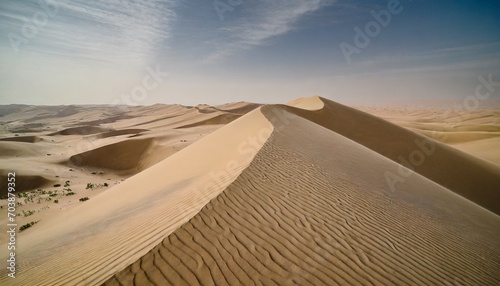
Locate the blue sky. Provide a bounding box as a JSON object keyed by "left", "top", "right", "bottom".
{"left": 0, "top": 0, "right": 499, "bottom": 106}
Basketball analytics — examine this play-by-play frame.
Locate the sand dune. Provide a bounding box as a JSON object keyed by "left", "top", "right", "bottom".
{"left": 117, "top": 107, "right": 240, "bottom": 130}
{"left": 216, "top": 102, "right": 261, "bottom": 115}
{"left": 0, "top": 141, "right": 51, "bottom": 157}
{"left": 361, "top": 107, "right": 500, "bottom": 165}
{"left": 175, "top": 113, "right": 241, "bottom": 129}
{"left": 0, "top": 107, "right": 271, "bottom": 285}
{"left": 105, "top": 104, "right": 500, "bottom": 285}
{"left": 412, "top": 130, "right": 500, "bottom": 145}
{"left": 51, "top": 126, "right": 110, "bottom": 136}
{"left": 0, "top": 173, "right": 52, "bottom": 196}
{"left": 69, "top": 138, "right": 155, "bottom": 172}
{"left": 1, "top": 98, "right": 499, "bottom": 285}
{"left": 453, "top": 137, "right": 500, "bottom": 166}
{"left": 98, "top": 129, "right": 149, "bottom": 139}
{"left": 0, "top": 135, "right": 40, "bottom": 143}
{"left": 286, "top": 97, "right": 500, "bottom": 215}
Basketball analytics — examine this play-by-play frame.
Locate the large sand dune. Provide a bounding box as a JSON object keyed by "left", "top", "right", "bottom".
{"left": 1, "top": 98, "right": 499, "bottom": 285}
{"left": 105, "top": 103, "right": 500, "bottom": 285}
{"left": 287, "top": 97, "right": 500, "bottom": 215}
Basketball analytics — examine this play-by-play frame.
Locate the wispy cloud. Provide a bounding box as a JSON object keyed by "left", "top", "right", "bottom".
{"left": 204, "top": 0, "right": 335, "bottom": 63}
{"left": 0, "top": 0, "right": 176, "bottom": 64}
{"left": 339, "top": 42, "right": 500, "bottom": 76}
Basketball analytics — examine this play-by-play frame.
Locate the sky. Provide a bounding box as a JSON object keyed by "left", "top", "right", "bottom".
{"left": 0, "top": 0, "right": 499, "bottom": 106}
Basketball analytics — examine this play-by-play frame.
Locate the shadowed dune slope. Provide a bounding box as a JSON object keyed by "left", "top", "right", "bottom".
{"left": 175, "top": 113, "right": 241, "bottom": 129}
{"left": 69, "top": 138, "right": 155, "bottom": 172}
{"left": 286, "top": 97, "right": 500, "bottom": 215}
{"left": 106, "top": 107, "right": 500, "bottom": 285}
{"left": 414, "top": 130, "right": 500, "bottom": 145}
{"left": 50, "top": 126, "right": 109, "bottom": 135}
{"left": 216, "top": 102, "right": 262, "bottom": 115}
{"left": 98, "top": 129, "right": 149, "bottom": 139}
{"left": 356, "top": 107, "right": 500, "bottom": 165}
{"left": 0, "top": 173, "right": 52, "bottom": 196}
{"left": 0, "top": 135, "right": 40, "bottom": 143}
{"left": 0, "top": 141, "right": 51, "bottom": 157}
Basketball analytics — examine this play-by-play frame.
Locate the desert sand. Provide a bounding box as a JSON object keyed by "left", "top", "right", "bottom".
{"left": 1, "top": 97, "right": 499, "bottom": 285}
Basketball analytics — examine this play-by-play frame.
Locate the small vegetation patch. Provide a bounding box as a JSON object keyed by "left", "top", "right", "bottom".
{"left": 20, "top": 221, "right": 38, "bottom": 232}
{"left": 37, "top": 189, "right": 47, "bottom": 195}
{"left": 22, "top": 210, "right": 35, "bottom": 217}
{"left": 17, "top": 192, "right": 29, "bottom": 198}
{"left": 86, "top": 182, "right": 109, "bottom": 190}
{"left": 79, "top": 197, "right": 89, "bottom": 202}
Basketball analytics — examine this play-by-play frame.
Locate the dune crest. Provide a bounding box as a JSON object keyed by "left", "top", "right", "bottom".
{"left": 287, "top": 95, "right": 325, "bottom": 110}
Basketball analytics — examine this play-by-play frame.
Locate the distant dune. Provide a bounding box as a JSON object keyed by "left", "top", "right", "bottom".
{"left": 0, "top": 135, "right": 40, "bottom": 143}
{"left": 360, "top": 106, "right": 500, "bottom": 165}
{"left": 0, "top": 173, "right": 52, "bottom": 196}
{"left": 69, "top": 138, "right": 155, "bottom": 172}
{"left": 0, "top": 98, "right": 498, "bottom": 285}
{"left": 50, "top": 126, "right": 110, "bottom": 136}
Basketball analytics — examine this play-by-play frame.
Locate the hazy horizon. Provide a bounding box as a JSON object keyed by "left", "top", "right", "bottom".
{"left": 1, "top": 0, "right": 499, "bottom": 106}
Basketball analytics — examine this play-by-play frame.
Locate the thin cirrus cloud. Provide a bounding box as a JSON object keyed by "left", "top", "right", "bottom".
{"left": 203, "top": 0, "right": 335, "bottom": 63}
{"left": 0, "top": 0, "right": 176, "bottom": 64}
{"left": 341, "top": 42, "right": 500, "bottom": 76}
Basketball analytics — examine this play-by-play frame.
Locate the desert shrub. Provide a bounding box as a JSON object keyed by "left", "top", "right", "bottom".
{"left": 66, "top": 192, "right": 76, "bottom": 196}
{"left": 53, "top": 184, "right": 61, "bottom": 187}
{"left": 19, "top": 221, "right": 38, "bottom": 232}
{"left": 17, "top": 192, "right": 28, "bottom": 198}
{"left": 79, "top": 197, "right": 89, "bottom": 202}
{"left": 54, "top": 200, "right": 59, "bottom": 203}
{"left": 22, "top": 210, "right": 35, "bottom": 217}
